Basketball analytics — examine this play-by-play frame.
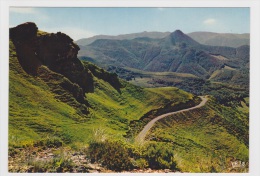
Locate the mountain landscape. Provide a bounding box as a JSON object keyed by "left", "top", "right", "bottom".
{"left": 76, "top": 31, "right": 249, "bottom": 48}
{"left": 76, "top": 31, "right": 171, "bottom": 46}
{"left": 9, "top": 22, "right": 249, "bottom": 173}
{"left": 188, "top": 32, "right": 250, "bottom": 48}
{"left": 78, "top": 30, "right": 249, "bottom": 106}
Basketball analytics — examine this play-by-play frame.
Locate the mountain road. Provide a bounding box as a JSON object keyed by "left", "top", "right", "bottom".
{"left": 135, "top": 96, "right": 209, "bottom": 142}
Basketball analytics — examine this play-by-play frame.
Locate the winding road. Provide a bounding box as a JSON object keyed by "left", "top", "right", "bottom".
{"left": 135, "top": 96, "right": 208, "bottom": 142}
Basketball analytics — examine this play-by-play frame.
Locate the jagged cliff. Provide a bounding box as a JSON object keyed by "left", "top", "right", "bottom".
{"left": 10, "top": 22, "right": 81, "bottom": 74}
{"left": 10, "top": 22, "right": 122, "bottom": 115}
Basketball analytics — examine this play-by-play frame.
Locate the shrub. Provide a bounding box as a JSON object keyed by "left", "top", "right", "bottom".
{"left": 134, "top": 158, "right": 148, "bottom": 169}
{"left": 144, "top": 142, "right": 178, "bottom": 170}
{"left": 87, "top": 140, "right": 133, "bottom": 171}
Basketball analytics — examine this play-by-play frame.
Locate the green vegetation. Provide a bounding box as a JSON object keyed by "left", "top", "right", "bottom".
{"left": 87, "top": 139, "right": 178, "bottom": 171}
{"left": 79, "top": 30, "right": 249, "bottom": 109}
{"left": 147, "top": 97, "right": 248, "bottom": 172}
{"left": 9, "top": 139, "right": 76, "bottom": 173}
{"left": 9, "top": 23, "right": 249, "bottom": 173}
{"left": 143, "top": 142, "right": 178, "bottom": 170}
{"left": 37, "top": 30, "right": 49, "bottom": 36}
{"left": 9, "top": 39, "right": 193, "bottom": 148}
{"left": 78, "top": 30, "right": 248, "bottom": 80}
{"left": 237, "top": 97, "right": 249, "bottom": 114}
{"left": 88, "top": 140, "right": 134, "bottom": 171}
{"left": 106, "top": 66, "right": 248, "bottom": 107}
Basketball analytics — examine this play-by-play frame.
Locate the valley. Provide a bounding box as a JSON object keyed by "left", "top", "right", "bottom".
{"left": 78, "top": 29, "right": 249, "bottom": 107}
{"left": 8, "top": 22, "right": 249, "bottom": 173}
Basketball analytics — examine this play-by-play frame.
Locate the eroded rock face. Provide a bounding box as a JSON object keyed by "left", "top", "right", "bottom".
{"left": 10, "top": 22, "right": 83, "bottom": 76}
{"left": 37, "top": 32, "right": 82, "bottom": 73}
{"left": 10, "top": 22, "right": 38, "bottom": 41}
{"left": 10, "top": 22, "right": 91, "bottom": 114}
{"left": 10, "top": 22, "right": 42, "bottom": 75}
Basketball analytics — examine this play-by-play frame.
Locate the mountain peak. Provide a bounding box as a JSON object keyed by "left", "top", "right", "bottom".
{"left": 169, "top": 29, "right": 199, "bottom": 46}
{"left": 172, "top": 29, "right": 184, "bottom": 35}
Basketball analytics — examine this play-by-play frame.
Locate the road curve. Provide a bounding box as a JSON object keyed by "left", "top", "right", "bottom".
{"left": 135, "top": 96, "right": 208, "bottom": 142}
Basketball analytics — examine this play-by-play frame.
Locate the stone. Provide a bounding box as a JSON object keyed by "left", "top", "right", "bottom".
{"left": 10, "top": 22, "right": 38, "bottom": 41}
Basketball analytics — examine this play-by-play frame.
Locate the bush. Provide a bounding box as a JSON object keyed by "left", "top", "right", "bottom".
{"left": 87, "top": 140, "right": 133, "bottom": 171}
{"left": 134, "top": 158, "right": 148, "bottom": 169}
{"left": 144, "top": 142, "right": 178, "bottom": 170}
{"left": 87, "top": 139, "right": 179, "bottom": 171}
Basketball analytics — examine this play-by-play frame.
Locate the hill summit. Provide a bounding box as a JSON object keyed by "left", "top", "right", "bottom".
{"left": 168, "top": 29, "right": 199, "bottom": 46}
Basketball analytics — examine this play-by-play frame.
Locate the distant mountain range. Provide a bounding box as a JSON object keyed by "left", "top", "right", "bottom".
{"left": 76, "top": 31, "right": 171, "bottom": 46}
{"left": 188, "top": 32, "right": 249, "bottom": 48}
{"left": 78, "top": 30, "right": 249, "bottom": 84}
{"left": 77, "top": 29, "right": 249, "bottom": 107}
{"left": 76, "top": 31, "right": 250, "bottom": 48}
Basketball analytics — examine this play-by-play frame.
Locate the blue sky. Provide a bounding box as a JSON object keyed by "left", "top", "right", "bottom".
{"left": 9, "top": 7, "right": 250, "bottom": 41}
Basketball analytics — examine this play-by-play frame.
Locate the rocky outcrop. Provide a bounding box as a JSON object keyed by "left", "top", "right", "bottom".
{"left": 10, "top": 22, "right": 38, "bottom": 41}
{"left": 10, "top": 23, "right": 91, "bottom": 92}
{"left": 10, "top": 23, "right": 80, "bottom": 75}
{"left": 36, "top": 32, "right": 94, "bottom": 93}
{"left": 10, "top": 22, "right": 42, "bottom": 75}
{"left": 10, "top": 22, "right": 92, "bottom": 114}
{"left": 37, "top": 32, "right": 80, "bottom": 70}
{"left": 10, "top": 22, "right": 123, "bottom": 115}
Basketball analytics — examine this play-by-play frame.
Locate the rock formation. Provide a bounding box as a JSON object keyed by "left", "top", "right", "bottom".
{"left": 10, "top": 22, "right": 91, "bottom": 114}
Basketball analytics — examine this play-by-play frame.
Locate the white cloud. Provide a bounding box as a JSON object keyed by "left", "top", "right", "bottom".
{"left": 10, "top": 7, "right": 38, "bottom": 14}
{"left": 203, "top": 18, "right": 216, "bottom": 25}
{"left": 41, "top": 27, "right": 96, "bottom": 41}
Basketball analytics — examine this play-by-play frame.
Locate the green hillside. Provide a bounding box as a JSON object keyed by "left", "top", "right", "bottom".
{"left": 148, "top": 97, "right": 249, "bottom": 172}
{"left": 9, "top": 23, "right": 249, "bottom": 173}
{"left": 79, "top": 30, "right": 249, "bottom": 108}
{"left": 106, "top": 66, "right": 248, "bottom": 107}
{"left": 9, "top": 38, "right": 194, "bottom": 148}
{"left": 76, "top": 31, "right": 171, "bottom": 46}
{"left": 76, "top": 31, "right": 249, "bottom": 48}
{"left": 78, "top": 30, "right": 249, "bottom": 80}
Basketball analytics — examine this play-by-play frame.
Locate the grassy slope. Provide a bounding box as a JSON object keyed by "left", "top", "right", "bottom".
{"left": 9, "top": 40, "right": 91, "bottom": 147}
{"left": 9, "top": 40, "right": 193, "bottom": 147}
{"left": 148, "top": 97, "right": 248, "bottom": 172}
{"left": 119, "top": 66, "right": 248, "bottom": 108}
{"left": 79, "top": 76, "right": 193, "bottom": 139}
{"left": 111, "top": 66, "right": 199, "bottom": 88}
{"left": 9, "top": 33, "right": 249, "bottom": 173}
{"left": 237, "top": 97, "right": 249, "bottom": 114}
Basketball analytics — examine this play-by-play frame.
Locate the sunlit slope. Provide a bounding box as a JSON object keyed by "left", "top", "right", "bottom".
{"left": 9, "top": 40, "right": 194, "bottom": 147}
{"left": 148, "top": 97, "right": 249, "bottom": 172}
